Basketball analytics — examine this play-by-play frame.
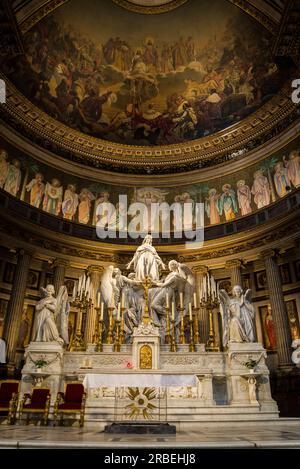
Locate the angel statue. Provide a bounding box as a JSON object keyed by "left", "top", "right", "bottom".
{"left": 126, "top": 234, "right": 166, "bottom": 281}
{"left": 150, "top": 260, "right": 195, "bottom": 340}
{"left": 219, "top": 285, "right": 256, "bottom": 348}
{"left": 32, "top": 285, "right": 64, "bottom": 345}
{"left": 55, "top": 285, "right": 70, "bottom": 345}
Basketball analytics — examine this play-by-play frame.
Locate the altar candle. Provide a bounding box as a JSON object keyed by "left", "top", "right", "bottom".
{"left": 85, "top": 276, "right": 90, "bottom": 295}
{"left": 117, "top": 302, "right": 121, "bottom": 321}
{"left": 189, "top": 303, "right": 193, "bottom": 320}
{"left": 78, "top": 276, "right": 82, "bottom": 295}
{"left": 72, "top": 282, "right": 76, "bottom": 301}
{"left": 179, "top": 292, "right": 184, "bottom": 309}
{"left": 171, "top": 302, "right": 175, "bottom": 321}
{"left": 100, "top": 302, "right": 104, "bottom": 321}
{"left": 193, "top": 292, "right": 197, "bottom": 308}
{"left": 207, "top": 273, "right": 210, "bottom": 296}
{"left": 97, "top": 291, "right": 101, "bottom": 308}
{"left": 121, "top": 291, "right": 125, "bottom": 309}
{"left": 82, "top": 273, "right": 86, "bottom": 293}
{"left": 166, "top": 293, "right": 169, "bottom": 309}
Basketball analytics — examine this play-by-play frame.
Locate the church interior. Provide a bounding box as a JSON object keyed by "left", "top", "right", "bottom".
{"left": 0, "top": 0, "right": 300, "bottom": 450}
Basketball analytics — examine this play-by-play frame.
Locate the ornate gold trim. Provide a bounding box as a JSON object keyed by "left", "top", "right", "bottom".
{"left": 111, "top": 0, "right": 188, "bottom": 15}
{"left": 17, "top": 0, "right": 279, "bottom": 34}
{"left": 19, "top": 0, "right": 68, "bottom": 34}
{"left": 229, "top": 0, "right": 278, "bottom": 33}
{"left": 2, "top": 76, "right": 296, "bottom": 170}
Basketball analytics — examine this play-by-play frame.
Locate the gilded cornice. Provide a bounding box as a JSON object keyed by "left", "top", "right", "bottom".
{"left": 16, "top": 0, "right": 279, "bottom": 34}
{"left": 1, "top": 119, "right": 299, "bottom": 186}
{"left": 1, "top": 77, "right": 298, "bottom": 174}
{"left": 111, "top": 0, "right": 188, "bottom": 15}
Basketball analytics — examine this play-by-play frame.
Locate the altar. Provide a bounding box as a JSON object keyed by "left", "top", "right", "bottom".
{"left": 19, "top": 237, "right": 279, "bottom": 430}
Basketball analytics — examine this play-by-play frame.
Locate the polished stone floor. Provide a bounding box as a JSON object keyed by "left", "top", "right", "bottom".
{"left": 1, "top": 419, "right": 300, "bottom": 448}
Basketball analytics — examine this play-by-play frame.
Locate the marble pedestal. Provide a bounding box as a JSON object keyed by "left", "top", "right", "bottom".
{"left": 132, "top": 322, "right": 160, "bottom": 370}
{"left": 21, "top": 342, "right": 64, "bottom": 403}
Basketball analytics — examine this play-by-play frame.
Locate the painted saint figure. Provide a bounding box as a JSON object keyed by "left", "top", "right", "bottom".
{"left": 205, "top": 188, "right": 221, "bottom": 225}
{"left": 26, "top": 173, "right": 45, "bottom": 208}
{"left": 284, "top": 150, "right": 300, "bottom": 188}
{"left": 251, "top": 169, "right": 270, "bottom": 209}
{"left": 62, "top": 184, "right": 79, "bottom": 221}
{"left": 43, "top": 178, "right": 63, "bottom": 215}
{"left": 273, "top": 161, "right": 290, "bottom": 197}
{"left": 4, "top": 159, "right": 21, "bottom": 196}
{"left": 78, "top": 188, "right": 95, "bottom": 225}
{"left": 264, "top": 305, "right": 276, "bottom": 350}
{"left": 219, "top": 184, "right": 238, "bottom": 221}
{"left": 236, "top": 180, "right": 252, "bottom": 216}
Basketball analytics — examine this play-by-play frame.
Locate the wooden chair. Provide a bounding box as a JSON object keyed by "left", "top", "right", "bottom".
{"left": 19, "top": 387, "right": 51, "bottom": 425}
{"left": 53, "top": 382, "right": 86, "bottom": 427}
{"left": 0, "top": 380, "right": 19, "bottom": 424}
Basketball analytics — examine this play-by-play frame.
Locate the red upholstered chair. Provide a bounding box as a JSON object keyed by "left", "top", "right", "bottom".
{"left": 0, "top": 380, "right": 19, "bottom": 424}
{"left": 19, "top": 387, "right": 51, "bottom": 425}
{"left": 53, "top": 382, "right": 86, "bottom": 427}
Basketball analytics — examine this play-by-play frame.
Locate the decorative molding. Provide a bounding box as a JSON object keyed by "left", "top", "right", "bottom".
{"left": 229, "top": 0, "right": 278, "bottom": 33}
{"left": 19, "top": 0, "right": 68, "bottom": 34}
{"left": 111, "top": 0, "right": 188, "bottom": 14}
{"left": 1, "top": 77, "right": 298, "bottom": 174}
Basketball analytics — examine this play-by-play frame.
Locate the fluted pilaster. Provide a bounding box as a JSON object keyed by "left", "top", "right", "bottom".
{"left": 225, "top": 259, "right": 243, "bottom": 289}
{"left": 85, "top": 265, "right": 104, "bottom": 344}
{"left": 52, "top": 258, "right": 69, "bottom": 295}
{"left": 260, "top": 249, "right": 292, "bottom": 368}
{"left": 4, "top": 250, "right": 32, "bottom": 365}
{"left": 193, "top": 265, "right": 209, "bottom": 343}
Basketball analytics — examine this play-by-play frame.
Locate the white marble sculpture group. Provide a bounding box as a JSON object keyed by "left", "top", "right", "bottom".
{"left": 32, "top": 235, "right": 257, "bottom": 348}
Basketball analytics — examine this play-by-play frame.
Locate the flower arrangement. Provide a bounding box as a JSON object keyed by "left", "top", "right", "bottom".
{"left": 243, "top": 359, "right": 257, "bottom": 369}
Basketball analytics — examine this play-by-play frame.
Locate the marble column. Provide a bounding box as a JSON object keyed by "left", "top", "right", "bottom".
{"left": 193, "top": 265, "right": 209, "bottom": 344}
{"left": 225, "top": 259, "right": 243, "bottom": 289}
{"left": 260, "top": 249, "right": 292, "bottom": 368}
{"left": 4, "top": 249, "right": 32, "bottom": 366}
{"left": 52, "top": 258, "right": 69, "bottom": 295}
{"left": 85, "top": 265, "right": 104, "bottom": 346}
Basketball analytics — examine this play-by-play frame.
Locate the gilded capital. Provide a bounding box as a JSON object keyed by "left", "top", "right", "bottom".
{"left": 259, "top": 249, "right": 277, "bottom": 261}
{"left": 53, "top": 258, "right": 69, "bottom": 269}
{"left": 192, "top": 265, "right": 208, "bottom": 275}
{"left": 225, "top": 259, "right": 242, "bottom": 269}
{"left": 87, "top": 265, "right": 104, "bottom": 276}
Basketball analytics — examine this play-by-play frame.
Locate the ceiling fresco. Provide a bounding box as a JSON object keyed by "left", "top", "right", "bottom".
{"left": 2, "top": 0, "right": 291, "bottom": 148}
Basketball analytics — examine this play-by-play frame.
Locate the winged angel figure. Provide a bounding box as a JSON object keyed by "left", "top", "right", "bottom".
{"left": 33, "top": 284, "right": 68, "bottom": 345}
{"left": 150, "top": 260, "right": 195, "bottom": 325}
{"left": 219, "top": 285, "right": 256, "bottom": 348}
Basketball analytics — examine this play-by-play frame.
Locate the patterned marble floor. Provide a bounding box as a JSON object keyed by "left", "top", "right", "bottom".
{"left": 0, "top": 419, "right": 300, "bottom": 448}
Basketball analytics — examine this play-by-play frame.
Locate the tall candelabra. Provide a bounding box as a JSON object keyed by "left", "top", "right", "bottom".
{"left": 200, "top": 296, "right": 219, "bottom": 352}
{"left": 70, "top": 294, "right": 91, "bottom": 351}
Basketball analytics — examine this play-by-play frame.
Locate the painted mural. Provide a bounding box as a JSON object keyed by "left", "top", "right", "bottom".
{"left": 0, "top": 139, "right": 299, "bottom": 230}
{"left": 2, "top": 0, "right": 290, "bottom": 146}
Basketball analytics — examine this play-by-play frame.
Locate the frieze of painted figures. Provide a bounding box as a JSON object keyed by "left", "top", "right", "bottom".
{"left": 0, "top": 147, "right": 299, "bottom": 230}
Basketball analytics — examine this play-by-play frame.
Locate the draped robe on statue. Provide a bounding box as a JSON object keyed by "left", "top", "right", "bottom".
{"left": 132, "top": 243, "right": 162, "bottom": 281}
{"left": 33, "top": 296, "right": 62, "bottom": 343}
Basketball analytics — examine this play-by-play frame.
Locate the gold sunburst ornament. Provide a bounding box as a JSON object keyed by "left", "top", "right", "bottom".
{"left": 125, "top": 387, "right": 157, "bottom": 420}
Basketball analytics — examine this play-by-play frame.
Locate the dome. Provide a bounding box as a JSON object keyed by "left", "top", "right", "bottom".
{"left": 1, "top": 0, "right": 297, "bottom": 173}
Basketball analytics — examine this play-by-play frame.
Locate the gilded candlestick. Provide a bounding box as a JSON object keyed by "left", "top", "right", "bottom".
{"left": 97, "top": 319, "right": 104, "bottom": 352}
{"left": 114, "top": 318, "right": 121, "bottom": 352}
{"left": 179, "top": 308, "right": 186, "bottom": 344}
{"left": 165, "top": 306, "right": 171, "bottom": 344}
{"left": 189, "top": 318, "right": 195, "bottom": 352}
{"left": 106, "top": 307, "right": 114, "bottom": 344}
{"left": 170, "top": 318, "right": 177, "bottom": 352}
